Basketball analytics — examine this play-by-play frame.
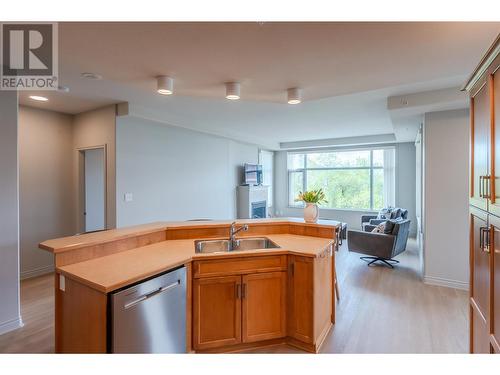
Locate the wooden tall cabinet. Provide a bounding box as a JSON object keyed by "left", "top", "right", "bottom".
{"left": 464, "top": 34, "right": 500, "bottom": 354}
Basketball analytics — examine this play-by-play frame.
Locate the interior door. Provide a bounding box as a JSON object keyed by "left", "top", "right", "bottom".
{"left": 470, "top": 80, "right": 490, "bottom": 211}
{"left": 192, "top": 275, "right": 241, "bottom": 350}
{"left": 242, "top": 271, "right": 286, "bottom": 343}
{"left": 83, "top": 148, "right": 106, "bottom": 232}
{"left": 470, "top": 207, "right": 490, "bottom": 353}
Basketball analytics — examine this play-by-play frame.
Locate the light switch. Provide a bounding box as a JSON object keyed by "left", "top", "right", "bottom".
{"left": 124, "top": 193, "right": 133, "bottom": 202}
{"left": 59, "top": 274, "right": 65, "bottom": 291}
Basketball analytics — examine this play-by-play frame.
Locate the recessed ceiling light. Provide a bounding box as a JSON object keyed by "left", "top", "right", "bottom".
{"left": 81, "top": 72, "right": 102, "bottom": 80}
{"left": 225, "top": 82, "right": 240, "bottom": 100}
{"left": 29, "top": 95, "right": 48, "bottom": 102}
{"left": 57, "top": 85, "right": 70, "bottom": 93}
{"left": 287, "top": 87, "right": 302, "bottom": 105}
{"left": 157, "top": 76, "right": 174, "bottom": 95}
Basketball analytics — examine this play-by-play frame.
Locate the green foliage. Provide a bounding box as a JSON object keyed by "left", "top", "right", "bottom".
{"left": 295, "top": 189, "right": 328, "bottom": 204}
{"left": 289, "top": 150, "right": 387, "bottom": 210}
{"left": 290, "top": 170, "right": 384, "bottom": 211}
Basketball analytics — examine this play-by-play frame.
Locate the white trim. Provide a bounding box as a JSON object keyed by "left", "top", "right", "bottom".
{"left": 0, "top": 316, "right": 23, "bottom": 336}
{"left": 20, "top": 264, "right": 54, "bottom": 280}
{"left": 423, "top": 275, "right": 469, "bottom": 291}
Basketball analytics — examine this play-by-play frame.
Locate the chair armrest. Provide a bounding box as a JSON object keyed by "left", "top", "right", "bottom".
{"left": 361, "top": 215, "right": 377, "bottom": 223}
{"left": 347, "top": 230, "right": 396, "bottom": 259}
{"left": 368, "top": 219, "right": 387, "bottom": 225}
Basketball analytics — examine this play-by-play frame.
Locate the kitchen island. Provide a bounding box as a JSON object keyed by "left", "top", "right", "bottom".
{"left": 39, "top": 218, "right": 338, "bottom": 354}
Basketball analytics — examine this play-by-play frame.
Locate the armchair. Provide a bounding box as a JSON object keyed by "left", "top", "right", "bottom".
{"left": 348, "top": 219, "right": 411, "bottom": 268}
{"left": 361, "top": 207, "right": 408, "bottom": 232}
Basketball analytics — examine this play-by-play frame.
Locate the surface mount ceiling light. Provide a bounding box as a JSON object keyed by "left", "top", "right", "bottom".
{"left": 225, "top": 82, "right": 240, "bottom": 100}
{"left": 157, "top": 76, "right": 174, "bottom": 95}
{"left": 29, "top": 95, "right": 48, "bottom": 102}
{"left": 287, "top": 88, "right": 302, "bottom": 105}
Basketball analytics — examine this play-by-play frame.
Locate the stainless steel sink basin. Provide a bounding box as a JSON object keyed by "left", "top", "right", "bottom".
{"left": 194, "top": 239, "right": 231, "bottom": 253}
{"left": 194, "top": 237, "right": 280, "bottom": 253}
{"left": 233, "top": 237, "right": 280, "bottom": 251}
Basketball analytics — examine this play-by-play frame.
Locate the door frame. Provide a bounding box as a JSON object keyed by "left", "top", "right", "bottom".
{"left": 78, "top": 144, "right": 108, "bottom": 234}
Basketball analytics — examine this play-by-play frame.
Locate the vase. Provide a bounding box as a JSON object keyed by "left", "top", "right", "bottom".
{"left": 303, "top": 203, "right": 319, "bottom": 223}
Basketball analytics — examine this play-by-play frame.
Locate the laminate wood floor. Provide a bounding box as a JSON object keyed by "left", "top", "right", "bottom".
{"left": 246, "top": 239, "right": 469, "bottom": 354}
{"left": 0, "top": 274, "right": 54, "bottom": 353}
{"left": 0, "top": 239, "right": 468, "bottom": 354}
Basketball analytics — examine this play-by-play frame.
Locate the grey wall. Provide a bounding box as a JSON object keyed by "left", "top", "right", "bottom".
{"left": 17, "top": 105, "right": 116, "bottom": 279}
{"left": 274, "top": 142, "right": 417, "bottom": 235}
{"left": 73, "top": 106, "right": 116, "bottom": 231}
{"left": 18, "top": 106, "right": 75, "bottom": 279}
{"left": 0, "top": 92, "right": 22, "bottom": 334}
{"left": 84, "top": 148, "right": 106, "bottom": 232}
{"left": 395, "top": 142, "right": 417, "bottom": 235}
{"left": 116, "top": 116, "right": 259, "bottom": 227}
{"left": 423, "top": 109, "right": 469, "bottom": 290}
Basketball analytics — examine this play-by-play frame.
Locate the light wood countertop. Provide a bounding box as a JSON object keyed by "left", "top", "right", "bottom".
{"left": 57, "top": 234, "right": 334, "bottom": 293}
{"left": 39, "top": 218, "right": 341, "bottom": 254}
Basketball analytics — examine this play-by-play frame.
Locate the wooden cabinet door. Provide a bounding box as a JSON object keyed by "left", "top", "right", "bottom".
{"left": 470, "top": 207, "right": 490, "bottom": 353}
{"left": 193, "top": 275, "right": 241, "bottom": 350}
{"left": 491, "top": 214, "right": 500, "bottom": 353}
{"left": 287, "top": 255, "right": 314, "bottom": 344}
{"left": 242, "top": 271, "right": 286, "bottom": 343}
{"left": 470, "top": 80, "right": 490, "bottom": 211}
{"left": 490, "top": 57, "right": 500, "bottom": 216}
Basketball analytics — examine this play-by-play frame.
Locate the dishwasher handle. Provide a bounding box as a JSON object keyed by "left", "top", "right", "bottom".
{"left": 124, "top": 280, "right": 181, "bottom": 310}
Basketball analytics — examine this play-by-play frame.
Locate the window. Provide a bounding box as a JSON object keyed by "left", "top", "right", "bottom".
{"left": 287, "top": 148, "right": 395, "bottom": 211}
{"left": 259, "top": 149, "right": 274, "bottom": 207}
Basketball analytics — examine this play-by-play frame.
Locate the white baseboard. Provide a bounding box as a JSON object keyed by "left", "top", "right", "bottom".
{"left": 20, "top": 264, "right": 54, "bottom": 280}
{"left": 0, "top": 316, "right": 24, "bottom": 336}
{"left": 423, "top": 275, "right": 469, "bottom": 291}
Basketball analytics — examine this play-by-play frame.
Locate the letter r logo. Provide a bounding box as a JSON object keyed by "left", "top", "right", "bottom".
{"left": 2, "top": 23, "right": 54, "bottom": 76}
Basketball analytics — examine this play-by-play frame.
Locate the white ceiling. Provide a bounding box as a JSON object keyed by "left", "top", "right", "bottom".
{"left": 19, "top": 22, "right": 500, "bottom": 149}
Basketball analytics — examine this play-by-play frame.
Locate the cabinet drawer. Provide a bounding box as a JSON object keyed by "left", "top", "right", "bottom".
{"left": 194, "top": 255, "right": 287, "bottom": 278}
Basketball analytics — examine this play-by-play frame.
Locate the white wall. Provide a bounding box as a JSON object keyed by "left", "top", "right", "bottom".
{"left": 423, "top": 109, "right": 469, "bottom": 290}
{"left": 273, "top": 143, "right": 417, "bottom": 234}
{"left": 73, "top": 106, "right": 116, "bottom": 231}
{"left": 115, "top": 116, "right": 259, "bottom": 227}
{"left": 0, "top": 92, "right": 22, "bottom": 335}
{"left": 18, "top": 106, "right": 75, "bottom": 279}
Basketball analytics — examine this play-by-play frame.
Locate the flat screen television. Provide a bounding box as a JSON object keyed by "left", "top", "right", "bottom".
{"left": 244, "top": 163, "right": 263, "bottom": 185}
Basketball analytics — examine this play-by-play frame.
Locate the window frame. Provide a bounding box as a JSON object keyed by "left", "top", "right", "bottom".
{"left": 287, "top": 147, "right": 393, "bottom": 211}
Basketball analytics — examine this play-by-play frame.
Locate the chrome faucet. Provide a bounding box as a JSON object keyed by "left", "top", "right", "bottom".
{"left": 229, "top": 221, "right": 249, "bottom": 249}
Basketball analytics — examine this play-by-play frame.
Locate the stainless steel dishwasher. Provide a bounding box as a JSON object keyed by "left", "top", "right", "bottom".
{"left": 111, "top": 266, "right": 186, "bottom": 353}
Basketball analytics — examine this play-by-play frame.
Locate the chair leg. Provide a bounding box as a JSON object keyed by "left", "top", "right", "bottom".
{"left": 360, "top": 256, "right": 399, "bottom": 269}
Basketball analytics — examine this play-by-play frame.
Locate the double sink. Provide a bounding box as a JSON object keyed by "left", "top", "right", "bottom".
{"left": 195, "top": 237, "right": 280, "bottom": 254}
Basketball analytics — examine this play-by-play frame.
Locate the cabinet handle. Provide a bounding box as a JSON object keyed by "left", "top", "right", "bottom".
{"left": 485, "top": 227, "right": 490, "bottom": 253}
{"left": 480, "top": 227, "right": 491, "bottom": 253}
{"left": 241, "top": 283, "right": 246, "bottom": 299}
{"left": 485, "top": 175, "right": 491, "bottom": 200}
{"left": 479, "top": 176, "right": 484, "bottom": 198}
{"left": 236, "top": 284, "right": 241, "bottom": 299}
